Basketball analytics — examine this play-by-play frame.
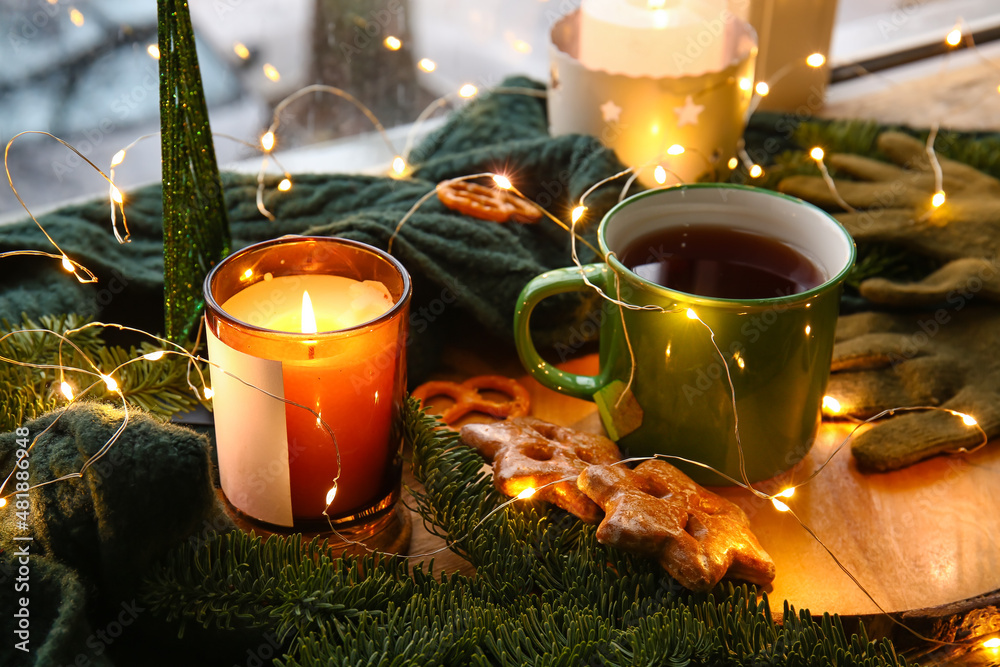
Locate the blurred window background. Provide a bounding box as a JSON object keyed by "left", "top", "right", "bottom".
{"left": 2, "top": 0, "right": 997, "bottom": 219}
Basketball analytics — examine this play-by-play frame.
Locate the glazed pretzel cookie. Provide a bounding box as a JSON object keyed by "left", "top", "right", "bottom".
{"left": 437, "top": 181, "right": 541, "bottom": 223}
{"left": 460, "top": 417, "right": 622, "bottom": 524}
{"left": 412, "top": 375, "right": 531, "bottom": 426}
{"left": 578, "top": 460, "right": 775, "bottom": 592}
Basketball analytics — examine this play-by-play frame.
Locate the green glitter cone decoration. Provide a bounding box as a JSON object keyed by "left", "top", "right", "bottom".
{"left": 158, "top": 0, "right": 231, "bottom": 342}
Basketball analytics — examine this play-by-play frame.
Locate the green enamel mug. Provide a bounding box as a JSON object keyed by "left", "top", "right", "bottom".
{"left": 514, "top": 184, "right": 855, "bottom": 485}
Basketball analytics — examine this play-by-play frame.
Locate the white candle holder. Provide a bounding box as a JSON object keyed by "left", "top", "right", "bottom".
{"left": 548, "top": 8, "right": 757, "bottom": 188}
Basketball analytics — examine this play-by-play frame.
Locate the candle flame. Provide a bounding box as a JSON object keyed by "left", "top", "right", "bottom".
{"left": 301, "top": 291, "right": 318, "bottom": 334}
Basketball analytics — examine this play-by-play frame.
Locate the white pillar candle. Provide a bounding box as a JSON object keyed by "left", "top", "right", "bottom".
{"left": 578, "top": 0, "right": 739, "bottom": 77}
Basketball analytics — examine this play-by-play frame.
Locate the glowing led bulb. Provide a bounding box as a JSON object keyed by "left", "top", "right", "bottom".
{"left": 458, "top": 84, "right": 478, "bottom": 98}
{"left": 749, "top": 164, "right": 763, "bottom": 178}
{"left": 511, "top": 39, "right": 531, "bottom": 54}
{"left": 261, "top": 131, "right": 275, "bottom": 151}
{"left": 953, "top": 411, "right": 977, "bottom": 426}
{"left": 243, "top": 268, "right": 254, "bottom": 280}
{"left": 263, "top": 63, "right": 281, "bottom": 81}
{"left": 771, "top": 498, "right": 790, "bottom": 512}
{"left": 69, "top": 8, "right": 84, "bottom": 26}
{"left": 277, "top": 178, "right": 292, "bottom": 192}
{"left": 666, "top": 144, "right": 685, "bottom": 155}
{"left": 147, "top": 44, "right": 160, "bottom": 59}
{"left": 392, "top": 156, "right": 407, "bottom": 175}
{"left": 931, "top": 191, "right": 946, "bottom": 208}
{"left": 777, "top": 487, "right": 795, "bottom": 498}
{"left": 110, "top": 186, "right": 123, "bottom": 204}
{"left": 983, "top": 637, "right": 1000, "bottom": 649}
{"left": 203, "top": 386, "right": 214, "bottom": 400}
{"left": 685, "top": 308, "right": 697, "bottom": 320}
{"left": 810, "top": 147, "right": 825, "bottom": 161}
{"left": 755, "top": 81, "right": 769, "bottom": 96}
{"left": 233, "top": 42, "right": 250, "bottom": 59}
{"left": 384, "top": 36, "right": 402, "bottom": 50}
{"left": 946, "top": 28, "right": 962, "bottom": 46}
{"left": 61, "top": 255, "right": 74, "bottom": 272}
{"left": 142, "top": 350, "right": 165, "bottom": 361}
{"left": 822, "top": 395, "right": 842, "bottom": 414}
{"left": 111, "top": 149, "right": 126, "bottom": 167}
{"left": 492, "top": 174, "right": 512, "bottom": 190}
{"left": 738, "top": 78, "right": 752, "bottom": 91}
{"left": 0, "top": 498, "right": 6, "bottom": 508}
{"left": 325, "top": 485, "right": 338, "bottom": 506}
{"left": 806, "top": 53, "right": 826, "bottom": 68}
{"left": 418, "top": 58, "right": 436, "bottom": 72}
{"left": 653, "top": 165, "right": 667, "bottom": 184}
{"left": 60, "top": 381, "right": 74, "bottom": 400}
{"left": 727, "top": 157, "right": 739, "bottom": 170}
{"left": 517, "top": 487, "right": 536, "bottom": 499}
{"left": 571, "top": 205, "right": 587, "bottom": 224}
{"left": 102, "top": 375, "right": 119, "bottom": 392}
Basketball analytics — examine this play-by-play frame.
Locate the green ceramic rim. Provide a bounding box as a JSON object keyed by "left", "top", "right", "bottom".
{"left": 599, "top": 183, "right": 857, "bottom": 307}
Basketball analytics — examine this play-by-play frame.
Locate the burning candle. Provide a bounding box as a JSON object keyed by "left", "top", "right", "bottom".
{"left": 577, "top": 0, "right": 739, "bottom": 77}
{"left": 204, "top": 237, "right": 411, "bottom": 529}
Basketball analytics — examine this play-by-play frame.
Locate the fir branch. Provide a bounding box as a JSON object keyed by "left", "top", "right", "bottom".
{"left": 0, "top": 314, "right": 208, "bottom": 433}
{"left": 141, "top": 400, "right": 913, "bottom": 666}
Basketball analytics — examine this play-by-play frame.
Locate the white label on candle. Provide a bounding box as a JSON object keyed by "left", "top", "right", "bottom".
{"left": 207, "top": 328, "right": 294, "bottom": 526}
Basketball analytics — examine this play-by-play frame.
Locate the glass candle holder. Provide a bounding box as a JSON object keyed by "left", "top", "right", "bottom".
{"left": 203, "top": 236, "right": 411, "bottom": 531}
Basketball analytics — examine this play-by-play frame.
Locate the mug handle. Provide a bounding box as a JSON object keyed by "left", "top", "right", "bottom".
{"left": 513, "top": 264, "right": 611, "bottom": 401}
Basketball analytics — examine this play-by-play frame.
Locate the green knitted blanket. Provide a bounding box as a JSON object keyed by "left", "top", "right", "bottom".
{"left": 0, "top": 76, "right": 623, "bottom": 382}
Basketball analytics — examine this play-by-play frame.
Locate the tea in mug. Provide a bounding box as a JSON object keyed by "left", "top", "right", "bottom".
{"left": 618, "top": 225, "right": 824, "bottom": 299}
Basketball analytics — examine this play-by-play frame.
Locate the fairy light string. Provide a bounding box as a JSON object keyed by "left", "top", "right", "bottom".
{"left": 1, "top": 39, "right": 996, "bottom": 652}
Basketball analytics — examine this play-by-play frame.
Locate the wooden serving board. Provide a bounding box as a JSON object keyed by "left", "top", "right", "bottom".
{"left": 521, "top": 354, "right": 1000, "bottom": 618}
{"left": 406, "top": 349, "right": 1000, "bottom": 624}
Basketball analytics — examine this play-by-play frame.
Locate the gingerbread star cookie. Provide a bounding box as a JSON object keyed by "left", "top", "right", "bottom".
{"left": 578, "top": 460, "right": 775, "bottom": 592}
{"left": 460, "top": 417, "right": 622, "bottom": 524}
